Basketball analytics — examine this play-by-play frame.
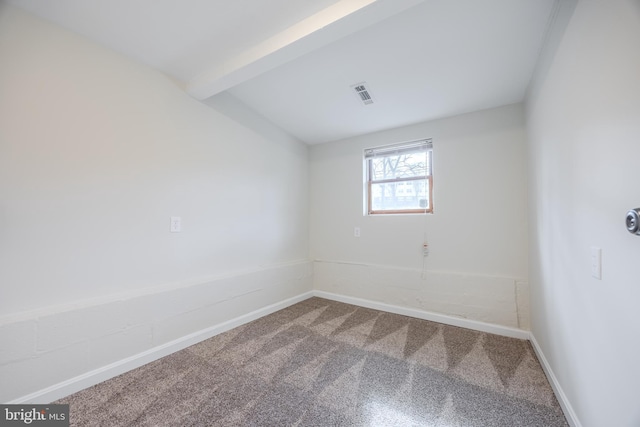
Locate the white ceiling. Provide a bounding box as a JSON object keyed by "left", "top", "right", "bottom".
{"left": 7, "top": 0, "right": 560, "bottom": 144}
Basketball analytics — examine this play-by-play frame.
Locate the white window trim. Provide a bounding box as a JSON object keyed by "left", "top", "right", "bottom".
{"left": 364, "top": 139, "right": 433, "bottom": 216}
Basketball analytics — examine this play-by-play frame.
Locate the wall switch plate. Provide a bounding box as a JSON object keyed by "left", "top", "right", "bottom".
{"left": 170, "top": 216, "right": 182, "bottom": 233}
{"left": 591, "top": 247, "right": 602, "bottom": 279}
{"left": 354, "top": 227, "right": 361, "bottom": 237}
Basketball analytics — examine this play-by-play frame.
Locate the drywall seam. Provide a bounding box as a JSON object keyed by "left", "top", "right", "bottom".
{"left": 514, "top": 282, "right": 521, "bottom": 329}
{"left": 0, "top": 259, "right": 310, "bottom": 326}
{"left": 8, "top": 291, "right": 314, "bottom": 404}
{"left": 313, "top": 259, "right": 526, "bottom": 281}
{"left": 529, "top": 333, "right": 583, "bottom": 427}
{"left": 8, "top": 288, "right": 563, "bottom": 409}
{"left": 313, "top": 260, "right": 524, "bottom": 328}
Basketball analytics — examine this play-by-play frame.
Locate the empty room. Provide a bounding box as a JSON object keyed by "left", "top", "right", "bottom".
{"left": 1, "top": 0, "right": 639, "bottom": 426}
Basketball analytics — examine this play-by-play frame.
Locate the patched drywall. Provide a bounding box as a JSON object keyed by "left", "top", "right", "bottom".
{"left": 0, "top": 261, "right": 313, "bottom": 403}
{"left": 314, "top": 261, "right": 528, "bottom": 329}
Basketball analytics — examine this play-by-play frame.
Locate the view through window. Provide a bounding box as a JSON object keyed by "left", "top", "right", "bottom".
{"left": 365, "top": 139, "right": 433, "bottom": 215}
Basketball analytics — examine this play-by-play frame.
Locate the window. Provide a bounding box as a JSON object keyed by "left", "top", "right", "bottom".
{"left": 365, "top": 139, "right": 433, "bottom": 215}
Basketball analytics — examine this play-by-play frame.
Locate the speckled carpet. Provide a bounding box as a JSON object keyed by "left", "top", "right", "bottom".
{"left": 57, "top": 297, "right": 568, "bottom": 426}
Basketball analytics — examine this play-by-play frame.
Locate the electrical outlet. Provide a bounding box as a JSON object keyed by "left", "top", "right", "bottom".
{"left": 354, "top": 227, "right": 361, "bottom": 237}
{"left": 422, "top": 242, "right": 429, "bottom": 256}
{"left": 170, "top": 216, "right": 182, "bottom": 233}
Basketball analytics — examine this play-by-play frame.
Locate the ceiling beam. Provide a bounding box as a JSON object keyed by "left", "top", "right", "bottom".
{"left": 185, "top": 0, "right": 425, "bottom": 100}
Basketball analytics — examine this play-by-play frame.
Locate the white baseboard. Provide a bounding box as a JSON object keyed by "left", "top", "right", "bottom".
{"left": 528, "top": 333, "right": 582, "bottom": 427}
{"left": 313, "top": 290, "right": 581, "bottom": 425}
{"left": 313, "top": 260, "right": 526, "bottom": 329}
{"left": 12, "top": 286, "right": 578, "bottom": 427}
{"left": 10, "top": 291, "right": 314, "bottom": 404}
{"left": 312, "top": 290, "right": 530, "bottom": 340}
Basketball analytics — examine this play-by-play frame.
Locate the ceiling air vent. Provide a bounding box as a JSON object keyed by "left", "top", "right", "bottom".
{"left": 351, "top": 82, "right": 374, "bottom": 106}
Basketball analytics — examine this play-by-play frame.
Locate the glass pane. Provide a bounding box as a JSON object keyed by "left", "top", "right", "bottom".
{"left": 370, "top": 152, "right": 427, "bottom": 181}
{"left": 371, "top": 180, "right": 429, "bottom": 211}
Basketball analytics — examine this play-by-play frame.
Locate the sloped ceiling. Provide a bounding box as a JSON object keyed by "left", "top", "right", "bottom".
{"left": 6, "top": 0, "right": 561, "bottom": 144}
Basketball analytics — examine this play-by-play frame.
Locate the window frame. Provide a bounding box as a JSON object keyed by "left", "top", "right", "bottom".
{"left": 364, "top": 139, "right": 433, "bottom": 215}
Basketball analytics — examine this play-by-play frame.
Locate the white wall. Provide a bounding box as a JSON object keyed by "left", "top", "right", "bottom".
{"left": 526, "top": 0, "right": 640, "bottom": 425}
{"left": 0, "top": 5, "right": 311, "bottom": 402}
{"left": 310, "top": 104, "right": 530, "bottom": 328}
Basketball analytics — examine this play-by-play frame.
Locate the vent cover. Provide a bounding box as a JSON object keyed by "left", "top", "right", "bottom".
{"left": 351, "top": 82, "right": 374, "bottom": 105}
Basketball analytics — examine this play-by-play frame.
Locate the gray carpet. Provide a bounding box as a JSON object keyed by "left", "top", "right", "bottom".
{"left": 56, "top": 297, "right": 568, "bottom": 426}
